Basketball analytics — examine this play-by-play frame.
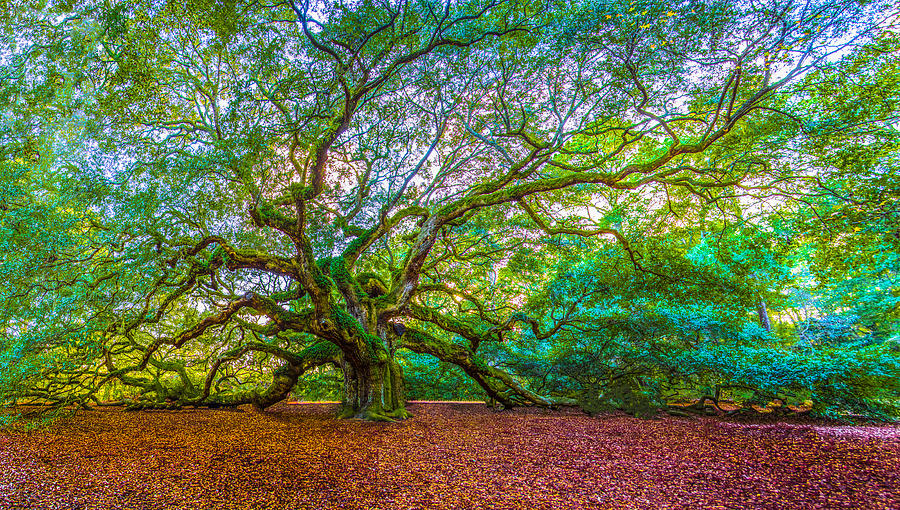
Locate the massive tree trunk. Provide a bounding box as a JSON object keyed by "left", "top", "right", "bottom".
{"left": 338, "top": 353, "right": 409, "bottom": 421}
{"left": 330, "top": 292, "right": 411, "bottom": 421}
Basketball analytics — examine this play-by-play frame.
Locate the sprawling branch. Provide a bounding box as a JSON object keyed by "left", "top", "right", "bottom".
{"left": 398, "top": 326, "right": 571, "bottom": 409}
{"left": 138, "top": 293, "right": 317, "bottom": 370}
{"left": 199, "top": 341, "right": 341, "bottom": 408}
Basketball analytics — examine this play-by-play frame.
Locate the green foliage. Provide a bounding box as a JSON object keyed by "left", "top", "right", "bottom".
{"left": 485, "top": 217, "right": 899, "bottom": 420}
{"left": 670, "top": 343, "right": 900, "bottom": 420}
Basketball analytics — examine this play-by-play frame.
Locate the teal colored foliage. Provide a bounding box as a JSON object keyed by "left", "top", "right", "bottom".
{"left": 484, "top": 226, "right": 900, "bottom": 420}
{"left": 666, "top": 343, "right": 900, "bottom": 420}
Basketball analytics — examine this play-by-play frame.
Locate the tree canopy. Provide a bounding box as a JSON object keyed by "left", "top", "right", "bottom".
{"left": 1, "top": 0, "right": 898, "bottom": 422}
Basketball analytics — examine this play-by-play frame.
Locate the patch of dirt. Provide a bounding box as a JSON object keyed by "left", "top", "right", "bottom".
{"left": 0, "top": 403, "right": 898, "bottom": 509}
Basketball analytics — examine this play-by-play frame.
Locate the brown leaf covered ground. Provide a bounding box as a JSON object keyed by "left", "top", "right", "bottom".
{"left": 1, "top": 403, "right": 898, "bottom": 509}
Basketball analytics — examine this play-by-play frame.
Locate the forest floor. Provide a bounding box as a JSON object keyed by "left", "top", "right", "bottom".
{"left": 0, "top": 403, "right": 898, "bottom": 509}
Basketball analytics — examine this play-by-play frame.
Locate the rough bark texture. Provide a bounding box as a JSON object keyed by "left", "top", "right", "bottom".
{"left": 338, "top": 336, "right": 410, "bottom": 421}
{"left": 758, "top": 297, "right": 772, "bottom": 332}
{"left": 252, "top": 363, "right": 303, "bottom": 410}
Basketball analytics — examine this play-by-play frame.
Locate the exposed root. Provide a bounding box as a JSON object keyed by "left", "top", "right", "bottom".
{"left": 355, "top": 410, "right": 398, "bottom": 422}
{"left": 336, "top": 404, "right": 412, "bottom": 422}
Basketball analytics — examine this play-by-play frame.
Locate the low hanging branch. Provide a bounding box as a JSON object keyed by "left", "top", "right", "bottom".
{"left": 197, "top": 341, "right": 341, "bottom": 409}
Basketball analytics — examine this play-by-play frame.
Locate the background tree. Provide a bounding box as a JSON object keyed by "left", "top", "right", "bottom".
{"left": 0, "top": 3, "right": 111, "bottom": 423}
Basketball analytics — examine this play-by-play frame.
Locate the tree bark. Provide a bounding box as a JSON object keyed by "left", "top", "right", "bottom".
{"left": 757, "top": 296, "right": 772, "bottom": 332}
{"left": 325, "top": 263, "right": 412, "bottom": 420}
{"left": 338, "top": 349, "right": 410, "bottom": 421}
